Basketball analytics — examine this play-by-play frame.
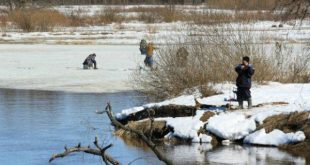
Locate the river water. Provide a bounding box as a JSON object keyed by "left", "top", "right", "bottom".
{"left": 0, "top": 89, "right": 306, "bottom": 165}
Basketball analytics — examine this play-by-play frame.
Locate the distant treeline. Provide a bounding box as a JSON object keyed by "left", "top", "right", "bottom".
{"left": 0, "top": 0, "right": 205, "bottom": 5}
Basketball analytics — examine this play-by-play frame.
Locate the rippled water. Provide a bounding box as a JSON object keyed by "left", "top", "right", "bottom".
{"left": 0, "top": 89, "right": 306, "bottom": 165}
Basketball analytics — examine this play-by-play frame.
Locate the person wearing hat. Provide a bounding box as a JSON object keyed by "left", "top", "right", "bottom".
{"left": 83, "top": 53, "right": 97, "bottom": 69}
{"left": 235, "top": 56, "right": 255, "bottom": 109}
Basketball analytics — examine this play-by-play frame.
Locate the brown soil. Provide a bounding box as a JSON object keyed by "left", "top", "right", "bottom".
{"left": 279, "top": 140, "right": 310, "bottom": 163}
{"left": 200, "top": 111, "right": 216, "bottom": 122}
{"left": 260, "top": 111, "right": 310, "bottom": 162}
{"left": 114, "top": 119, "right": 169, "bottom": 139}
{"left": 258, "top": 111, "right": 309, "bottom": 133}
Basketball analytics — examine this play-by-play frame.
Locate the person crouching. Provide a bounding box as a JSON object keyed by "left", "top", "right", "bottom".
{"left": 235, "top": 56, "right": 255, "bottom": 109}
{"left": 83, "top": 53, "right": 97, "bottom": 69}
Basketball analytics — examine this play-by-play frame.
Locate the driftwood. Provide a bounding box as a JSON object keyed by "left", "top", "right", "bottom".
{"left": 117, "top": 104, "right": 197, "bottom": 124}
{"left": 49, "top": 138, "right": 120, "bottom": 165}
{"left": 105, "top": 102, "right": 173, "bottom": 165}
{"left": 117, "top": 99, "right": 227, "bottom": 125}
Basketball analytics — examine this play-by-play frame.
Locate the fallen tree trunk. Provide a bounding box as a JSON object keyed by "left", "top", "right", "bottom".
{"left": 106, "top": 102, "right": 173, "bottom": 165}
{"left": 117, "top": 104, "right": 198, "bottom": 125}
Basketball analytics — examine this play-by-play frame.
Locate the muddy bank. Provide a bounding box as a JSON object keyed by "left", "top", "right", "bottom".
{"left": 257, "top": 111, "right": 310, "bottom": 134}
{"left": 274, "top": 112, "right": 310, "bottom": 162}
{"left": 115, "top": 108, "right": 309, "bottom": 149}
{"left": 114, "top": 119, "right": 169, "bottom": 139}
{"left": 117, "top": 101, "right": 290, "bottom": 125}
{"left": 280, "top": 140, "right": 310, "bottom": 162}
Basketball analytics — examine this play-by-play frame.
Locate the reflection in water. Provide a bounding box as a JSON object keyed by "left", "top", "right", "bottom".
{"left": 0, "top": 89, "right": 306, "bottom": 165}
{"left": 0, "top": 89, "right": 155, "bottom": 165}
{"left": 206, "top": 145, "right": 305, "bottom": 165}
{"left": 164, "top": 144, "right": 305, "bottom": 165}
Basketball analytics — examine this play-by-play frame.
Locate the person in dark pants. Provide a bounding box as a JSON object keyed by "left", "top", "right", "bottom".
{"left": 83, "top": 53, "right": 97, "bottom": 69}
{"left": 235, "top": 56, "right": 255, "bottom": 109}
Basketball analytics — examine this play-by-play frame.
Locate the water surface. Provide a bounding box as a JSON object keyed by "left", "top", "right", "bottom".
{"left": 0, "top": 89, "right": 306, "bottom": 165}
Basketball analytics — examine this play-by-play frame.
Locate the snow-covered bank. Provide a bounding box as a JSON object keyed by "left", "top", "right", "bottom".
{"left": 0, "top": 44, "right": 144, "bottom": 93}
{"left": 164, "top": 110, "right": 212, "bottom": 143}
{"left": 116, "top": 83, "right": 310, "bottom": 145}
{"left": 206, "top": 112, "right": 256, "bottom": 140}
{"left": 244, "top": 129, "right": 305, "bottom": 146}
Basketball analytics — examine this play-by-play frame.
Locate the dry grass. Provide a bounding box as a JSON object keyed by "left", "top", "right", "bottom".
{"left": 4, "top": 5, "right": 290, "bottom": 31}
{"left": 114, "top": 119, "right": 167, "bottom": 139}
{"left": 9, "top": 8, "right": 68, "bottom": 32}
{"left": 98, "top": 7, "right": 124, "bottom": 24}
{"left": 272, "top": 43, "right": 310, "bottom": 83}
{"left": 138, "top": 12, "right": 161, "bottom": 23}
{"left": 258, "top": 111, "right": 309, "bottom": 133}
{"left": 127, "top": 6, "right": 185, "bottom": 23}
{"left": 132, "top": 26, "right": 309, "bottom": 100}
{"left": 200, "top": 111, "right": 215, "bottom": 122}
{"left": 0, "top": 15, "right": 8, "bottom": 29}
{"left": 189, "top": 10, "right": 281, "bottom": 25}
{"left": 206, "top": 0, "right": 277, "bottom": 10}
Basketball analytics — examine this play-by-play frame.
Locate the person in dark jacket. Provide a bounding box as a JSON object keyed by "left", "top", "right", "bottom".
{"left": 83, "top": 53, "right": 97, "bottom": 69}
{"left": 140, "top": 39, "right": 147, "bottom": 55}
{"left": 235, "top": 56, "right": 255, "bottom": 109}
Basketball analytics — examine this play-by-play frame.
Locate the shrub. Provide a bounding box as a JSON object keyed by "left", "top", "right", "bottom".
{"left": 10, "top": 9, "right": 34, "bottom": 32}
{"left": 206, "top": 0, "right": 277, "bottom": 10}
{"left": 98, "top": 7, "right": 124, "bottom": 24}
{"left": 132, "top": 25, "right": 309, "bottom": 100}
{"left": 9, "top": 8, "right": 67, "bottom": 32}
{"left": 0, "top": 15, "right": 8, "bottom": 28}
{"left": 138, "top": 12, "right": 160, "bottom": 23}
{"left": 272, "top": 43, "right": 310, "bottom": 83}
{"left": 134, "top": 6, "right": 184, "bottom": 23}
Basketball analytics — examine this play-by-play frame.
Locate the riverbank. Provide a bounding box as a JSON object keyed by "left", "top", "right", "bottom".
{"left": 115, "top": 82, "right": 310, "bottom": 162}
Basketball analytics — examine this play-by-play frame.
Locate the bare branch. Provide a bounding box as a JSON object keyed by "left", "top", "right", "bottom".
{"left": 49, "top": 142, "right": 120, "bottom": 165}
{"left": 105, "top": 102, "right": 173, "bottom": 165}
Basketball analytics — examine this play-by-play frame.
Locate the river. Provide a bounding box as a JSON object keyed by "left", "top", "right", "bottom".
{"left": 0, "top": 89, "right": 306, "bottom": 165}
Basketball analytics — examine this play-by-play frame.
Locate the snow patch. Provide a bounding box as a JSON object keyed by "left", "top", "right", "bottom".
{"left": 244, "top": 129, "right": 306, "bottom": 146}
{"left": 163, "top": 111, "right": 212, "bottom": 143}
{"left": 206, "top": 112, "right": 256, "bottom": 140}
